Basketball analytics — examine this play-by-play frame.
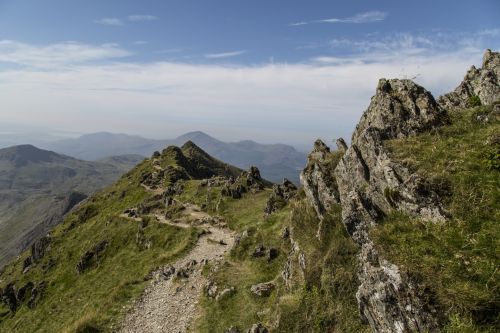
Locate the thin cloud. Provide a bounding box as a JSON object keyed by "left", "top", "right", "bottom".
{"left": 133, "top": 41, "right": 149, "bottom": 45}
{"left": 289, "top": 21, "right": 308, "bottom": 27}
{"left": 0, "top": 40, "right": 131, "bottom": 67}
{"left": 0, "top": 38, "right": 491, "bottom": 145}
{"left": 290, "top": 11, "right": 387, "bottom": 26}
{"left": 95, "top": 17, "right": 124, "bottom": 26}
{"left": 205, "top": 50, "right": 247, "bottom": 59}
{"left": 128, "top": 15, "right": 158, "bottom": 22}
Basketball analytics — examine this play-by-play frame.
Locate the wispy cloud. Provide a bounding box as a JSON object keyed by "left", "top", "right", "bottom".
{"left": 290, "top": 11, "right": 387, "bottom": 26}
{"left": 0, "top": 40, "right": 131, "bottom": 67}
{"left": 127, "top": 14, "right": 158, "bottom": 22}
{"left": 95, "top": 17, "right": 124, "bottom": 26}
{"left": 289, "top": 21, "right": 308, "bottom": 27}
{"left": 133, "top": 40, "right": 149, "bottom": 45}
{"left": 0, "top": 36, "right": 493, "bottom": 144}
{"left": 204, "top": 50, "right": 247, "bottom": 59}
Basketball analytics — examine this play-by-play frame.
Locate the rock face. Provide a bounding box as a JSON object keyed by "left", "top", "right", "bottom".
{"left": 338, "top": 79, "right": 449, "bottom": 239}
{"left": 294, "top": 78, "right": 456, "bottom": 332}
{"left": 333, "top": 79, "right": 450, "bottom": 332}
{"left": 300, "top": 140, "right": 341, "bottom": 219}
{"left": 438, "top": 49, "right": 500, "bottom": 109}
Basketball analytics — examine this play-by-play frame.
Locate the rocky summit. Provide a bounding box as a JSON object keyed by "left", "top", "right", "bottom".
{"left": 0, "top": 50, "right": 499, "bottom": 333}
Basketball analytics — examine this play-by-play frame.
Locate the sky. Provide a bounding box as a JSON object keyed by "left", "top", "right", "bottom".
{"left": 0, "top": 0, "right": 499, "bottom": 149}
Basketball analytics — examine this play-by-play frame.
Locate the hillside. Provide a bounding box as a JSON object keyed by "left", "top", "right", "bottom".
{"left": 0, "top": 145, "right": 130, "bottom": 269}
{"left": 0, "top": 49, "right": 498, "bottom": 333}
{"left": 43, "top": 131, "right": 306, "bottom": 184}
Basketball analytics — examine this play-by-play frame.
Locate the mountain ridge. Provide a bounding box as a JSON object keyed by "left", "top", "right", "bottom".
{"left": 42, "top": 131, "right": 306, "bottom": 184}
{"left": 0, "top": 49, "right": 498, "bottom": 333}
{"left": 0, "top": 144, "right": 138, "bottom": 268}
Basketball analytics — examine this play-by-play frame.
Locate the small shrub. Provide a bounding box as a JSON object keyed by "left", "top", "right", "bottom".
{"left": 483, "top": 148, "right": 500, "bottom": 170}
{"left": 383, "top": 187, "right": 400, "bottom": 206}
{"left": 468, "top": 95, "right": 482, "bottom": 107}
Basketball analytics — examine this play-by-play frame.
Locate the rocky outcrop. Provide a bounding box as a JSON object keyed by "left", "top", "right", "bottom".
{"left": 0, "top": 280, "right": 45, "bottom": 313}
{"left": 250, "top": 281, "right": 275, "bottom": 297}
{"left": 293, "top": 77, "right": 456, "bottom": 331}
{"left": 76, "top": 240, "right": 109, "bottom": 274}
{"left": 438, "top": 49, "right": 500, "bottom": 109}
{"left": 264, "top": 178, "right": 297, "bottom": 215}
{"left": 247, "top": 323, "right": 269, "bottom": 333}
{"left": 300, "top": 140, "right": 341, "bottom": 218}
{"left": 333, "top": 79, "right": 448, "bottom": 332}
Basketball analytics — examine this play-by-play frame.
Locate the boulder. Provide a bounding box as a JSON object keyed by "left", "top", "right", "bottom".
{"left": 76, "top": 240, "right": 109, "bottom": 274}
{"left": 247, "top": 323, "right": 269, "bottom": 333}
{"left": 250, "top": 282, "right": 275, "bottom": 297}
{"left": 264, "top": 178, "right": 297, "bottom": 215}
{"left": 252, "top": 245, "right": 266, "bottom": 258}
{"left": 1, "top": 283, "right": 18, "bottom": 312}
{"left": 31, "top": 235, "right": 51, "bottom": 263}
{"left": 216, "top": 286, "right": 236, "bottom": 301}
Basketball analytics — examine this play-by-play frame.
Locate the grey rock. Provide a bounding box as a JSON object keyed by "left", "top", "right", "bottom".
{"left": 438, "top": 49, "right": 500, "bottom": 109}
{"left": 205, "top": 281, "right": 218, "bottom": 298}
{"left": 31, "top": 235, "right": 51, "bottom": 263}
{"left": 250, "top": 282, "right": 275, "bottom": 297}
{"left": 281, "top": 227, "right": 290, "bottom": 239}
{"left": 264, "top": 178, "right": 297, "bottom": 215}
{"left": 76, "top": 240, "right": 109, "bottom": 274}
{"left": 216, "top": 286, "right": 235, "bottom": 301}
{"left": 252, "top": 245, "right": 266, "bottom": 258}
{"left": 1, "top": 283, "right": 18, "bottom": 312}
{"left": 226, "top": 326, "right": 241, "bottom": 333}
{"left": 336, "top": 137, "right": 348, "bottom": 152}
{"left": 247, "top": 323, "right": 269, "bottom": 333}
{"left": 300, "top": 139, "right": 341, "bottom": 219}
{"left": 334, "top": 79, "right": 446, "bottom": 332}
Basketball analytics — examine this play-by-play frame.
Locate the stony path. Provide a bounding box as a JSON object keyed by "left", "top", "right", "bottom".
{"left": 119, "top": 205, "right": 235, "bottom": 333}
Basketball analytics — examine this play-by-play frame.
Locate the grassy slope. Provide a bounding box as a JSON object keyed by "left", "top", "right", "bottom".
{"left": 194, "top": 151, "right": 368, "bottom": 332}
{"left": 0, "top": 153, "right": 126, "bottom": 269}
{"left": 0, "top": 159, "right": 198, "bottom": 332}
{"left": 373, "top": 106, "right": 500, "bottom": 332}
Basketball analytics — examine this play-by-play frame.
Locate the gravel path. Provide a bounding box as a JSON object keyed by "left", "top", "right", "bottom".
{"left": 119, "top": 206, "right": 235, "bottom": 333}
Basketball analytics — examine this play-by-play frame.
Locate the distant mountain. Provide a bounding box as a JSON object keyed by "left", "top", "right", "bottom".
{"left": 43, "top": 132, "right": 168, "bottom": 161}
{"left": 44, "top": 131, "right": 307, "bottom": 184}
{"left": 0, "top": 145, "right": 127, "bottom": 268}
{"left": 97, "top": 154, "right": 145, "bottom": 172}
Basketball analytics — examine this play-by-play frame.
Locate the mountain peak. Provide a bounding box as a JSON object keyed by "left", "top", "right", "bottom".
{"left": 176, "top": 131, "right": 222, "bottom": 145}
{"left": 0, "top": 144, "right": 66, "bottom": 167}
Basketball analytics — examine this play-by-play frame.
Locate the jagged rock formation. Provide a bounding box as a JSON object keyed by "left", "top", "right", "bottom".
{"left": 300, "top": 140, "right": 341, "bottom": 218}
{"left": 300, "top": 79, "right": 453, "bottom": 332}
{"left": 264, "top": 178, "right": 297, "bottom": 215}
{"left": 335, "top": 79, "right": 450, "bottom": 332}
{"left": 438, "top": 49, "right": 500, "bottom": 109}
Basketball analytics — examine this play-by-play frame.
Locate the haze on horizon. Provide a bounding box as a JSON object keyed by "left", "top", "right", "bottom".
{"left": 0, "top": 0, "right": 499, "bottom": 147}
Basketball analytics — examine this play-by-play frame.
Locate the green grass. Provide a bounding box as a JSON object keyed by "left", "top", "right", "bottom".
{"left": 373, "top": 106, "right": 500, "bottom": 331}
{"left": 194, "top": 188, "right": 285, "bottom": 332}
{"left": 0, "top": 160, "right": 198, "bottom": 332}
{"left": 194, "top": 184, "right": 368, "bottom": 332}
{"left": 275, "top": 201, "right": 368, "bottom": 333}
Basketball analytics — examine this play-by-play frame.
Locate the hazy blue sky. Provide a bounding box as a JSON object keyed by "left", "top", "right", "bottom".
{"left": 0, "top": 0, "right": 499, "bottom": 147}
